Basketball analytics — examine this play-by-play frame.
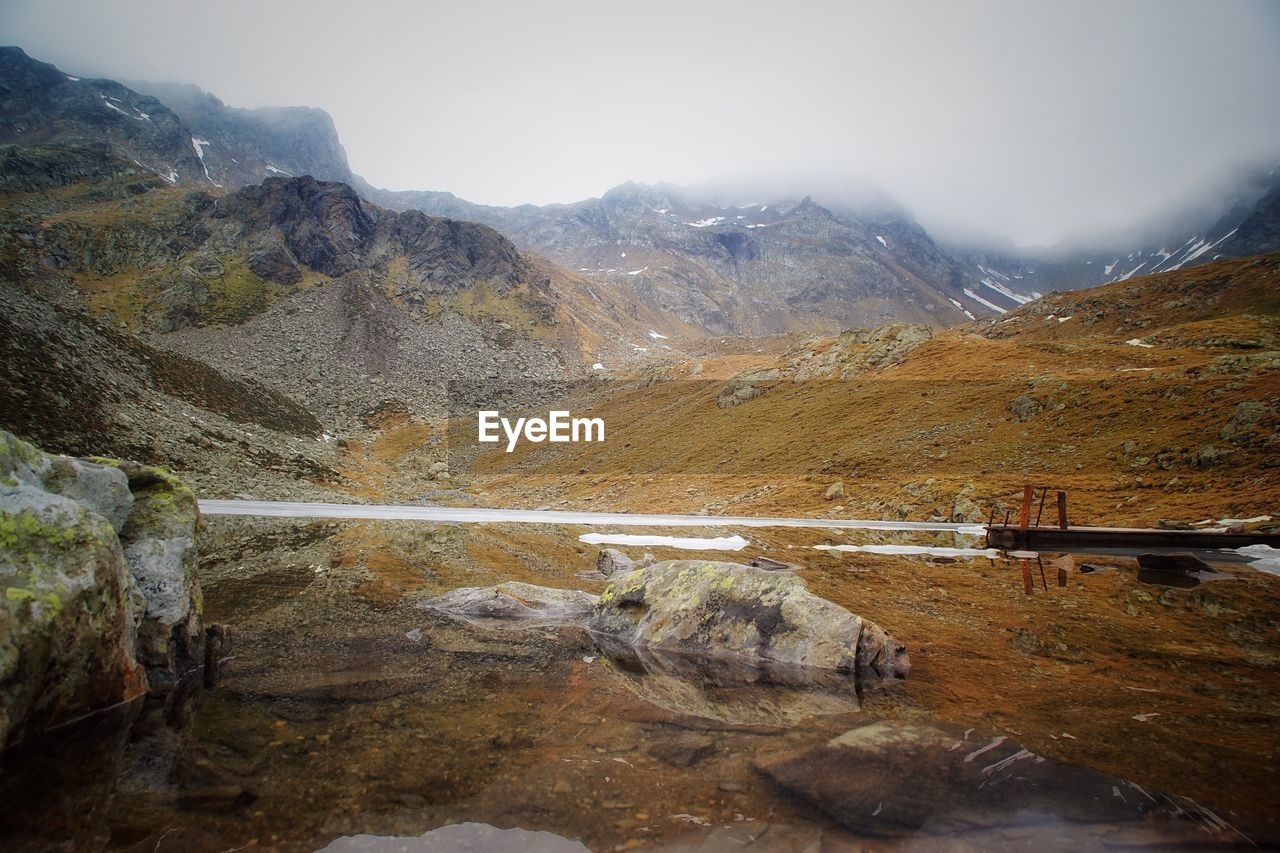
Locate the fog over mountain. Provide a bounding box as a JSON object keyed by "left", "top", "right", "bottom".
{"left": 2, "top": 0, "right": 1278, "bottom": 249}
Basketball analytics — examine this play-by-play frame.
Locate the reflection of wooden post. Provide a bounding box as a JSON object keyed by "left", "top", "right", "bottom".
{"left": 1020, "top": 557, "right": 1033, "bottom": 595}
{"left": 1019, "top": 484, "right": 1034, "bottom": 530}
{"left": 1057, "top": 491, "right": 1069, "bottom": 530}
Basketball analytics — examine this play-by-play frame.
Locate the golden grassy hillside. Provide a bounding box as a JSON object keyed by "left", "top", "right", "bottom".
{"left": 466, "top": 253, "right": 1279, "bottom": 527}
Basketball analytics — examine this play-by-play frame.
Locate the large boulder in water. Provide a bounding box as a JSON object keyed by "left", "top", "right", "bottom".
{"left": 0, "top": 429, "right": 205, "bottom": 745}
{"left": 588, "top": 560, "right": 909, "bottom": 682}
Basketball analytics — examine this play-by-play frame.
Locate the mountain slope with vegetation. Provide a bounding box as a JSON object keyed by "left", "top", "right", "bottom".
{"left": 471, "top": 254, "right": 1280, "bottom": 529}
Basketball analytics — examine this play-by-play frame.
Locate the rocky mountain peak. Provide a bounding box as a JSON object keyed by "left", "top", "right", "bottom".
{"left": 127, "top": 79, "right": 353, "bottom": 188}
{"left": 215, "top": 176, "right": 377, "bottom": 279}
{"left": 0, "top": 48, "right": 354, "bottom": 191}
{"left": 0, "top": 46, "right": 201, "bottom": 183}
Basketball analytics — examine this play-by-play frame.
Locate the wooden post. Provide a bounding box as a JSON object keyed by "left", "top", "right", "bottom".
{"left": 1057, "top": 491, "right": 1069, "bottom": 530}
{"left": 1019, "top": 484, "right": 1034, "bottom": 530}
{"left": 1034, "top": 486, "right": 1048, "bottom": 526}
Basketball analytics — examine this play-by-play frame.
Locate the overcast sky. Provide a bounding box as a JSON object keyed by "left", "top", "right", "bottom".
{"left": 3, "top": 0, "right": 1279, "bottom": 247}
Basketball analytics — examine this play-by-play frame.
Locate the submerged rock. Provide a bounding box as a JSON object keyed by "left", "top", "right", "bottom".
{"left": 318, "top": 822, "right": 590, "bottom": 852}
{"left": 0, "top": 429, "right": 206, "bottom": 745}
{"left": 754, "top": 720, "right": 1234, "bottom": 843}
{"left": 589, "top": 560, "right": 908, "bottom": 683}
{"left": 420, "top": 582, "right": 599, "bottom": 629}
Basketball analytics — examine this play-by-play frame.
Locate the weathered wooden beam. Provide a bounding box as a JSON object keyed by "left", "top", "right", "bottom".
{"left": 986, "top": 524, "right": 1280, "bottom": 551}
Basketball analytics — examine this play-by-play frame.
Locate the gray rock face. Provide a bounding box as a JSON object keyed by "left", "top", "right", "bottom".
{"left": 0, "top": 483, "right": 143, "bottom": 745}
{"left": 126, "top": 80, "right": 355, "bottom": 189}
{"left": 1010, "top": 394, "right": 1041, "bottom": 421}
{"left": 318, "top": 823, "right": 590, "bottom": 853}
{"left": 0, "top": 430, "right": 205, "bottom": 745}
{"left": 596, "top": 548, "right": 636, "bottom": 577}
{"left": 589, "top": 561, "right": 909, "bottom": 682}
{"left": 1221, "top": 399, "right": 1271, "bottom": 444}
{"left": 2, "top": 431, "right": 135, "bottom": 532}
{"left": 790, "top": 324, "right": 934, "bottom": 381}
{"left": 1196, "top": 444, "right": 1232, "bottom": 468}
{"left": 420, "top": 562, "right": 906, "bottom": 723}
{"left": 594, "top": 635, "right": 864, "bottom": 726}
{"left": 0, "top": 48, "right": 204, "bottom": 186}
{"left": 0, "top": 281, "right": 334, "bottom": 501}
{"left": 950, "top": 495, "right": 985, "bottom": 523}
{"left": 717, "top": 323, "right": 934, "bottom": 408}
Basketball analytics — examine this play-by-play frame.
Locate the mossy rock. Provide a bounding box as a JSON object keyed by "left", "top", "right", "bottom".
{"left": 590, "top": 560, "right": 909, "bottom": 683}
{"left": 0, "top": 488, "right": 145, "bottom": 745}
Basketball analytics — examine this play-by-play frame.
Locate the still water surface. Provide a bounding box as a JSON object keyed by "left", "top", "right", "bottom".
{"left": 1, "top": 515, "right": 1276, "bottom": 851}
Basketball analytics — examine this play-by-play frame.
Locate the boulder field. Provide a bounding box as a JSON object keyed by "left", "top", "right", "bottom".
{"left": 0, "top": 429, "right": 209, "bottom": 745}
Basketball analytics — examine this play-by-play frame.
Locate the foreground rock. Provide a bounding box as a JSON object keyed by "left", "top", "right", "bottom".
{"left": 589, "top": 560, "right": 909, "bottom": 682}
{"left": 90, "top": 459, "right": 204, "bottom": 693}
{"left": 0, "top": 430, "right": 207, "bottom": 744}
{"left": 755, "top": 720, "right": 1237, "bottom": 842}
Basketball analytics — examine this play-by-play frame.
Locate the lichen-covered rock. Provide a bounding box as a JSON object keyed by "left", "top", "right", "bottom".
{"left": 0, "top": 430, "right": 205, "bottom": 744}
{"left": 1220, "top": 399, "right": 1271, "bottom": 445}
{"left": 1, "top": 459, "right": 146, "bottom": 744}
{"left": 89, "top": 459, "right": 203, "bottom": 690}
{"left": 1, "top": 430, "right": 134, "bottom": 533}
{"left": 589, "top": 560, "right": 909, "bottom": 682}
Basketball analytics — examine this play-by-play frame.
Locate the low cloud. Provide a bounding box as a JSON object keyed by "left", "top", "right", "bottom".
{"left": 3, "top": 0, "right": 1278, "bottom": 249}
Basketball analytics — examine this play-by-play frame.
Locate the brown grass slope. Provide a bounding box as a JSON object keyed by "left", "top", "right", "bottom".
{"left": 472, "top": 253, "right": 1279, "bottom": 527}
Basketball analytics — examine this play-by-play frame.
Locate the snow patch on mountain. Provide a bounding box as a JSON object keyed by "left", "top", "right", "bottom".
{"left": 963, "top": 288, "right": 1007, "bottom": 314}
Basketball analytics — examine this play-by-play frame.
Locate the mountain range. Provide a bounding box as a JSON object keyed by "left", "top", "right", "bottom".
{"left": 5, "top": 45, "right": 1277, "bottom": 339}
{"left": 2, "top": 41, "right": 1279, "bottom": 501}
